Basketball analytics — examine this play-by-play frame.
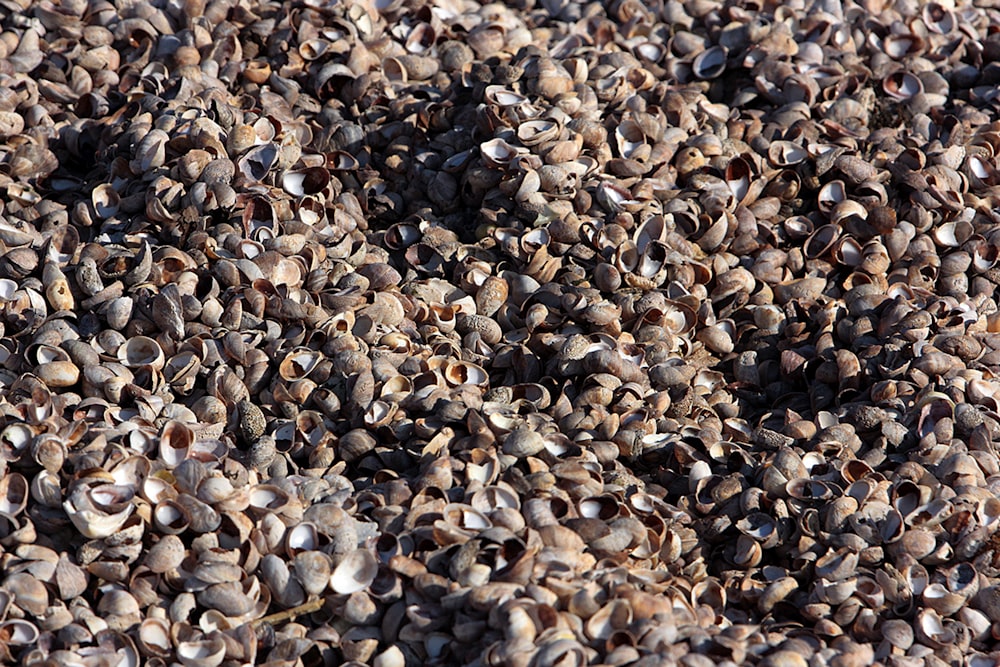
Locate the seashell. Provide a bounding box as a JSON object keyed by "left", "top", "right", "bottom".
{"left": 261, "top": 553, "right": 306, "bottom": 608}
{"left": 238, "top": 400, "right": 267, "bottom": 445}
{"left": 131, "top": 129, "right": 169, "bottom": 173}
{"left": 285, "top": 521, "right": 321, "bottom": 556}
{"left": 159, "top": 420, "right": 193, "bottom": 468}
{"left": 733, "top": 535, "right": 762, "bottom": 568}
{"left": 736, "top": 512, "right": 779, "bottom": 548}
{"left": 63, "top": 483, "right": 136, "bottom": 539}
{"left": 758, "top": 577, "right": 798, "bottom": 613}
{"left": 393, "top": 55, "right": 439, "bottom": 80}
{"left": 405, "top": 22, "right": 436, "bottom": 53}
{"left": 785, "top": 478, "right": 834, "bottom": 501}
{"left": 923, "top": 2, "right": 956, "bottom": 33}
{"left": 529, "top": 639, "right": 588, "bottom": 667}
{"left": 0, "top": 473, "right": 27, "bottom": 516}
{"left": 443, "top": 361, "right": 489, "bottom": 387}
{"left": 0, "top": 619, "right": 39, "bottom": 647}
{"left": 883, "top": 71, "right": 924, "bottom": 101}
{"left": 959, "top": 608, "right": 992, "bottom": 642}
{"left": 175, "top": 494, "right": 221, "bottom": 534}
{"left": 384, "top": 223, "right": 421, "bottom": 250}
{"left": 279, "top": 347, "right": 324, "bottom": 381}
{"left": 882, "top": 33, "right": 924, "bottom": 59}
{"left": 0, "top": 0, "right": 993, "bottom": 650}
{"left": 933, "top": 220, "right": 973, "bottom": 248}
{"left": 922, "top": 583, "right": 966, "bottom": 616}
{"left": 879, "top": 618, "right": 914, "bottom": 650}
{"left": 117, "top": 336, "right": 165, "bottom": 370}
{"left": 153, "top": 499, "right": 191, "bottom": 535}
{"left": 282, "top": 167, "right": 330, "bottom": 197}
{"left": 34, "top": 361, "right": 80, "bottom": 388}
{"left": 248, "top": 484, "right": 292, "bottom": 517}
{"left": 238, "top": 143, "right": 279, "bottom": 181}
{"left": 476, "top": 276, "right": 509, "bottom": 316}
{"left": 299, "top": 39, "right": 330, "bottom": 61}
{"left": 330, "top": 548, "right": 378, "bottom": 594}
{"left": 294, "top": 550, "right": 332, "bottom": 596}
{"left": 4, "top": 570, "right": 47, "bottom": 616}
{"left": 327, "top": 150, "right": 360, "bottom": 171}
{"left": 104, "top": 296, "right": 134, "bottom": 330}
{"left": 696, "top": 320, "right": 735, "bottom": 355}
{"left": 946, "top": 562, "right": 979, "bottom": 598}
{"left": 480, "top": 138, "right": 520, "bottom": 169}
{"left": 0, "top": 248, "right": 39, "bottom": 280}
{"left": 773, "top": 277, "right": 826, "bottom": 304}
{"left": 177, "top": 637, "right": 226, "bottom": 667}
{"left": 502, "top": 428, "right": 546, "bottom": 458}
{"left": 768, "top": 141, "right": 808, "bottom": 167}
{"left": 145, "top": 534, "right": 185, "bottom": 574}
{"left": 692, "top": 46, "right": 727, "bottom": 80}
{"left": 197, "top": 582, "right": 255, "bottom": 617}
{"left": 814, "top": 547, "right": 858, "bottom": 581}
{"left": 42, "top": 261, "right": 74, "bottom": 311}
{"left": 813, "top": 577, "right": 856, "bottom": 606}
{"left": 457, "top": 314, "right": 503, "bottom": 345}
{"left": 518, "top": 119, "right": 562, "bottom": 147}
{"left": 854, "top": 576, "right": 883, "bottom": 609}
{"left": 972, "top": 585, "right": 1000, "bottom": 622}
{"left": 915, "top": 608, "right": 954, "bottom": 647}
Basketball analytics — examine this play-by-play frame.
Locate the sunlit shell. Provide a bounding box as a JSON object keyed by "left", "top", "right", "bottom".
{"left": 330, "top": 549, "right": 379, "bottom": 594}
{"left": 0, "top": 473, "right": 28, "bottom": 516}
{"left": 443, "top": 361, "right": 489, "bottom": 387}
{"left": 117, "top": 336, "right": 165, "bottom": 370}
{"left": 0, "top": 620, "right": 39, "bottom": 647}
{"left": 481, "top": 138, "right": 520, "bottom": 168}
{"left": 883, "top": 71, "right": 924, "bottom": 100}
{"left": 63, "top": 484, "right": 136, "bottom": 539}
{"left": 177, "top": 637, "right": 227, "bottom": 667}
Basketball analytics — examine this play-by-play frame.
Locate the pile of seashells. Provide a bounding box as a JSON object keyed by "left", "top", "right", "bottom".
{"left": 4, "top": 0, "right": 1000, "bottom": 664}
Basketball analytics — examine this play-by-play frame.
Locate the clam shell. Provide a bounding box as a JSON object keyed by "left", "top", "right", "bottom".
{"left": 518, "top": 119, "right": 561, "bottom": 147}
{"left": 502, "top": 428, "right": 546, "bottom": 458}
{"left": 0, "top": 473, "right": 27, "bottom": 516}
{"left": 238, "top": 143, "right": 279, "bottom": 181}
{"left": 34, "top": 361, "right": 80, "bottom": 388}
{"left": 480, "top": 138, "right": 520, "bottom": 168}
{"left": 883, "top": 71, "right": 923, "bottom": 100}
{"left": 0, "top": 619, "right": 39, "bottom": 646}
{"left": 64, "top": 484, "right": 136, "bottom": 539}
{"left": 177, "top": 637, "right": 226, "bottom": 667}
{"left": 768, "top": 141, "right": 808, "bottom": 167}
{"left": 293, "top": 550, "right": 333, "bottom": 596}
{"left": 692, "top": 45, "right": 727, "bottom": 80}
{"left": 152, "top": 499, "right": 191, "bottom": 535}
{"left": 443, "top": 361, "right": 489, "bottom": 387}
{"left": 145, "top": 534, "right": 185, "bottom": 573}
{"left": 279, "top": 348, "right": 324, "bottom": 381}
{"left": 330, "top": 548, "right": 379, "bottom": 594}
{"left": 138, "top": 617, "right": 172, "bottom": 657}
{"left": 117, "top": 336, "right": 165, "bottom": 370}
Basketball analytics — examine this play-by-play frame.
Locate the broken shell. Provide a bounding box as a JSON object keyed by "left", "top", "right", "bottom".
{"left": 63, "top": 484, "right": 136, "bottom": 539}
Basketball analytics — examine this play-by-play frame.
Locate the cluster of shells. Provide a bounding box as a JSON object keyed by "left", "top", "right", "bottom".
{"left": 5, "top": 0, "right": 1000, "bottom": 665}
